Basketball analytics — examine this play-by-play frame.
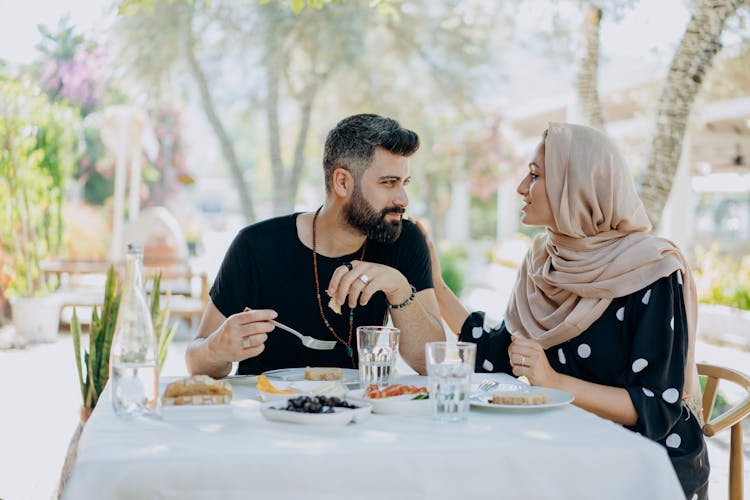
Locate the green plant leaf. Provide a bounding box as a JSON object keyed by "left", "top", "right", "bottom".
{"left": 97, "top": 267, "right": 120, "bottom": 395}
{"left": 84, "top": 350, "right": 95, "bottom": 408}
{"left": 71, "top": 308, "right": 86, "bottom": 403}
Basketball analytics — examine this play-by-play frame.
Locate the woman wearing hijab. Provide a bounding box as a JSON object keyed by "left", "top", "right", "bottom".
{"left": 418, "top": 123, "right": 709, "bottom": 499}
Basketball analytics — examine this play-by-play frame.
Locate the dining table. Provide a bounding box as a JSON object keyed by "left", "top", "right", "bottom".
{"left": 62, "top": 371, "right": 685, "bottom": 500}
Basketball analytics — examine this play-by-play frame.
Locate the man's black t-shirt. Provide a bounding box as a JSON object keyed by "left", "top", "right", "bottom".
{"left": 209, "top": 213, "right": 433, "bottom": 374}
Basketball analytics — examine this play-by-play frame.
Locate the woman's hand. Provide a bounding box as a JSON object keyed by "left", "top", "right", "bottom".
{"left": 508, "top": 336, "right": 560, "bottom": 388}
{"left": 414, "top": 219, "right": 443, "bottom": 288}
{"left": 206, "top": 308, "right": 276, "bottom": 362}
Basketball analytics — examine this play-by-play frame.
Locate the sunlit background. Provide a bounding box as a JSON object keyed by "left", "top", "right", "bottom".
{"left": 0, "top": 0, "right": 748, "bottom": 498}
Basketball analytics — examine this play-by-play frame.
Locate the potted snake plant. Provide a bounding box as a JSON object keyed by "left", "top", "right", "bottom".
{"left": 60, "top": 268, "right": 176, "bottom": 494}
{"left": 70, "top": 267, "right": 176, "bottom": 418}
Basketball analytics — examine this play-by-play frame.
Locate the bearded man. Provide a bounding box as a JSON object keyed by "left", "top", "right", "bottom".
{"left": 187, "top": 114, "right": 444, "bottom": 377}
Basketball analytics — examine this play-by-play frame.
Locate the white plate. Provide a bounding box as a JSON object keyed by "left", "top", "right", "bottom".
{"left": 259, "top": 400, "right": 372, "bottom": 425}
{"left": 347, "top": 388, "right": 431, "bottom": 416}
{"left": 470, "top": 386, "right": 574, "bottom": 410}
{"left": 262, "top": 367, "right": 360, "bottom": 386}
{"left": 258, "top": 380, "right": 349, "bottom": 402}
{"left": 220, "top": 374, "right": 258, "bottom": 385}
{"left": 161, "top": 403, "right": 233, "bottom": 420}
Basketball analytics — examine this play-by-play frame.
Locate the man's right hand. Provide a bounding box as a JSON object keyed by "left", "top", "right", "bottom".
{"left": 206, "top": 308, "right": 277, "bottom": 363}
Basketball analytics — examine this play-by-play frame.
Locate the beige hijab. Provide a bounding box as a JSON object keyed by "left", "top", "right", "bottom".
{"left": 504, "top": 122, "right": 700, "bottom": 402}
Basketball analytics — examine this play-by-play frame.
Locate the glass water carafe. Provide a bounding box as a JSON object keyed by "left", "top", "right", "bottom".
{"left": 109, "top": 243, "right": 160, "bottom": 417}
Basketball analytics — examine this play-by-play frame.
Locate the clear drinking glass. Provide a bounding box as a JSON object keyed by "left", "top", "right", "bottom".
{"left": 356, "top": 326, "right": 400, "bottom": 389}
{"left": 426, "top": 341, "right": 476, "bottom": 423}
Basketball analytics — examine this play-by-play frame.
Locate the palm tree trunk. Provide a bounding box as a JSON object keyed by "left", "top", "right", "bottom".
{"left": 266, "top": 47, "right": 287, "bottom": 215}
{"left": 574, "top": 2, "right": 605, "bottom": 131}
{"left": 183, "top": 9, "right": 256, "bottom": 222}
{"left": 285, "top": 81, "right": 318, "bottom": 213}
{"left": 639, "top": 0, "right": 748, "bottom": 228}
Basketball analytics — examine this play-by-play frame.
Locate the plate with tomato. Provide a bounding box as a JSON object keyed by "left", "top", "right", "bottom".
{"left": 347, "top": 382, "right": 431, "bottom": 416}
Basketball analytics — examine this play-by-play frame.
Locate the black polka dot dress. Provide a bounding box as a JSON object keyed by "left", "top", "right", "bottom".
{"left": 459, "top": 272, "right": 709, "bottom": 500}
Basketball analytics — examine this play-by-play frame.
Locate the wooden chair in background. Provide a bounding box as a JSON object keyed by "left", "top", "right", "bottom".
{"left": 698, "top": 363, "right": 750, "bottom": 500}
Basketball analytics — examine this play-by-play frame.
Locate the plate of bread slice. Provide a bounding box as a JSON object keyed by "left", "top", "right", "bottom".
{"left": 470, "top": 386, "right": 574, "bottom": 410}
{"left": 161, "top": 375, "right": 234, "bottom": 418}
{"left": 262, "top": 367, "right": 360, "bottom": 386}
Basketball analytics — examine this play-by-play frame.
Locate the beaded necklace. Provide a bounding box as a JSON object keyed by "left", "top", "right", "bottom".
{"left": 312, "top": 207, "right": 366, "bottom": 364}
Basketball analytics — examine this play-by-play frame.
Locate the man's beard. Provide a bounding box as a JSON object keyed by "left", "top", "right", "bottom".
{"left": 344, "top": 186, "right": 404, "bottom": 244}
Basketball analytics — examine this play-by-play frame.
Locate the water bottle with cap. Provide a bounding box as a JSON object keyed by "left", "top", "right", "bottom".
{"left": 110, "top": 243, "right": 160, "bottom": 417}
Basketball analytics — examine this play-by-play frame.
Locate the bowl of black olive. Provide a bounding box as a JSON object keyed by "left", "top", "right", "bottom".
{"left": 260, "top": 395, "right": 372, "bottom": 425}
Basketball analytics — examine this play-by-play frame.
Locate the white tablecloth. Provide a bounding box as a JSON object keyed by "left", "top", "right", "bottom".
{"left": 63, "top": 373, "right": 685, "bottom": 500}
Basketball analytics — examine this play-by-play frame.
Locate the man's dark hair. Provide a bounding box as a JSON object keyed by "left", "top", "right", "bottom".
{"left": 323, "top": 114, "right": 420, "bottom": 192}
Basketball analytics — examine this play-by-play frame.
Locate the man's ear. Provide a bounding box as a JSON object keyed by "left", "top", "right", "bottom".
{"left": 331, "top": 168, "right": 354, "bottom": 198}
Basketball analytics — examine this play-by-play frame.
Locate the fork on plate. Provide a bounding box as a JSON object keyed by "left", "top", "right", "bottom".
{"left": 476, "top": 378, "right": 530, "bottom": 395}
{"left": 477, "top": 379, "right": 500, "bottom": 393}
{"left": 270, "top": 319, "right": 337, "bottom": 351}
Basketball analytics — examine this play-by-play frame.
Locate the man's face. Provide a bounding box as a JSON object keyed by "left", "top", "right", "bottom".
{"left": 343, "top": 148, "right": 410, "bottom": 244}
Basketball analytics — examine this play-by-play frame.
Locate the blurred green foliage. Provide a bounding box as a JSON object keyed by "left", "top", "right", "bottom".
{"left": 699, "top": 374, "right": 729, "bottom": 420}
{"left": 0, "top": 78, "right": 81, "bottom": 297}
{"left": 440, "top": 246, "right": 469, "bottom": 297}
{"left": 694, "top": 246, "right": 750, "bottom": 311}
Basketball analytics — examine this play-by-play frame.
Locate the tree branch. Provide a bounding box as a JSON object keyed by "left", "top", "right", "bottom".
{"left": 183, "top": 6, "right": 256, "bottom": 222}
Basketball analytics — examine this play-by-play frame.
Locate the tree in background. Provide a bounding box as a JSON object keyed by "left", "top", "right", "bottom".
{"left": 531, "top": 0, "right": 748, "bottom": 229}
{"left": 141, "top": 105, "right": 191, "bottom": 207}
{"left": 113, "top": 0, "right": 512, "bottom": 228}
{"left": 35, "top": 18, "right": 117, "bottom": 207}
{"left": 36, "top": 17, "right": 107, "bottom": 116}
{"left": 639, "top": 0, "right": 749, "bottom": 227}
{"left": 0, "top": 79, "right": 81, "bottom": 303}
{"left": 574, "top": 1, "right": 606, "bottom": 130}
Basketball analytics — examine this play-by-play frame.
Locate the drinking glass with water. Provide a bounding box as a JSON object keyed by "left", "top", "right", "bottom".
{"left": 426, "top": 342, "right": 476, "bottom": 423}
{"left": 357, "top": 326, "right": 400, "bottom": 389}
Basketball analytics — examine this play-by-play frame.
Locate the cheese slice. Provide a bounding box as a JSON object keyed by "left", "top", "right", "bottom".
{"left": 327, "top": 296, "right": 342, "bottom": 315}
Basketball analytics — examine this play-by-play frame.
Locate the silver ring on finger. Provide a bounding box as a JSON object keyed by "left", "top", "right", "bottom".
{"left": 358, "top": 274, "right": 370, "bottom": 284}
{"left": 242, "top": 337, "right": 252, "bottom": 349}
{"left": 521, "top": 355, "right": 526, "bottom": 367}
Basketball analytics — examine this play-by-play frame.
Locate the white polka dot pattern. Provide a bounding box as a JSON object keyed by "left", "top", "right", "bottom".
{"left": 665, "top": 433, "right": 682, "bottom": 448}
{"left": 642, "top": 289, "right": 651, "bottom": 304}
{"left": 632, "top": 358, "right": 648, "bottom": 373}
{"left": 558, "top": 348, "right": 566, "bottom": 364}
{"left": 662, "top": 388, "right": 679, "bottom": 404}
{"left": 472, "top": 327, "right": 483, "bottom": 339}
{"left": 642, "top": 387, "right": 654, "bottom": 397}
{"left": 482, "top": 359, "right": 494, "bottom": 371}
{"left": 483, "top": 316, "right": 499, "bottom": 331}
{"left": 616, "top": 307, "right": 624, "bottom": 321}
{"left": 577, "top": 344, "right": 591, "bottom": 358}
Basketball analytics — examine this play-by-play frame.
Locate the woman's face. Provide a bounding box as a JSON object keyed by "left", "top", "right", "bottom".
{"left": 517, "top": 140, "right": 555, "bottom": 228}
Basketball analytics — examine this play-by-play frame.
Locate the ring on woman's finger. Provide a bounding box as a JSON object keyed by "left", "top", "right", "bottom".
{"left": 344, "top": 261, "right": 353, "bottom": 271}
{"left": 521, "top": 355, "right": 526, "bottom": 367}
{"left": 242, "top": 337, "right": 252, "bottom": 349}
{"left": 358, "top": 274, "right": 370, "bottom": 284}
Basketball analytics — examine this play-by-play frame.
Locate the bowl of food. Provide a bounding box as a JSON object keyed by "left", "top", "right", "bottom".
{"left": 347, "top": 383, "right": 431, "bottom": 416}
